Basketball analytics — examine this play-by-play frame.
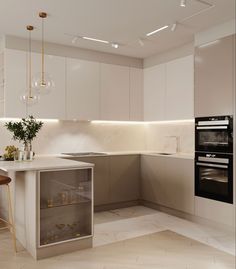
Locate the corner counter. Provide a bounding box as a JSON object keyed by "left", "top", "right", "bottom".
{"left": 0, "top": 157, "right": 94, "bottom": 259}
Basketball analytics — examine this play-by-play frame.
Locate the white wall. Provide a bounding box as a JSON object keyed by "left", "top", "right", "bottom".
{"left": 0, "top": 120, "right": 146, "bottom": 155}
{"left": 194, "top": 19, "right": 236, "bottom": 46}
{"left": 144, "top": 42, "right": 194, "bottom": 68}
{"left": 145, "top": 122, "right": 194, "bottom": 154}
{"left": 5, "top": 35, "right": 143, "bottom": 68}
{"left": 0, "top": 120, "right": 195, "bottom": 155}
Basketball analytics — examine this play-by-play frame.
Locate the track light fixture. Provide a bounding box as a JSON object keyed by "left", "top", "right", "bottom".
{"left": 138, "top": 38, "right": 144, "bottom": 47}
{"left": 71, "top": 36, "right": 78, "bottom": 44}
{"left": 171, "top": 23, "right": 177, "bottom": 32}
{"left": 180, "top": 0, "right": 186, "bottom": 7}
{"left": 111, "top": 42, "right": 119, "bottom": 49}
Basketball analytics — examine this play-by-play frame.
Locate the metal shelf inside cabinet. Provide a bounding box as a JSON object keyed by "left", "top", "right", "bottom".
{"left": 40, "top": 232, "right": 90, "bottom": 247}
{"left": 40, "top": 198, "right": 91, "bottom": 210}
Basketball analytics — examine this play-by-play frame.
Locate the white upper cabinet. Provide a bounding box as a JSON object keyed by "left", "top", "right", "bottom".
{"left": 144, "top": 63, "right": 166, "bottom": 121}
{"left": 130, "top": 67, "right": 143, "bottom": 121}
{"left": 195, "top": 35, "right": 234, "bottom": 117}
{"left": 100, "top": 63, "right": 130, "bottom": 120}
{"left": 66, "top": 58, "right": 100, "bottom": 120}
{"left": 166, "top": 55, "right": 194, "bottom": 120}
{"left": 4, "top": 49, "right": 27, "bottom": 118}
{"left": 28, "top": 53, "right": 66, "bottom": 119}
{"left": 143, "top": 55, "right": 194, "bottom": 121}
{"left": 3, "top": 49, "right": 143, "bottom": 121}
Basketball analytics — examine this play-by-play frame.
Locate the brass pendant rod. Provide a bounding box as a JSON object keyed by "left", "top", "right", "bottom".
{"left": 39, "top": 12, "right": 47, "bottom": 86}
{"left": 41, "top": 16, "right": 45, "bottom": 85}
{"left": 27, "top": 25, "right": 34, "bottom": 99}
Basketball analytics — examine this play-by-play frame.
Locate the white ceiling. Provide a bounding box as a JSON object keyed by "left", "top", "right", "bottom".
{"left": 0, "top": 0, "right": 235, "bottom": 58}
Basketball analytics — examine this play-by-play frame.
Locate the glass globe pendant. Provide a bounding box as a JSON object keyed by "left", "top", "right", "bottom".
{"left": 32, "top": 12, "right": 54, "bottom": 94}
{"left": 20, "top": 88, "right": 40, "bottom": 106}
{"left": 20, "top": 25, "right": 40, "bottom": 106}
{"left": 32, "top": 72, "right": 54, "bottom": 94}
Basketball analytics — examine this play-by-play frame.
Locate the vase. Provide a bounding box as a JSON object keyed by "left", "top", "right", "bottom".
{"left": 23, "top": 142, "right": 34, "bottom": 161}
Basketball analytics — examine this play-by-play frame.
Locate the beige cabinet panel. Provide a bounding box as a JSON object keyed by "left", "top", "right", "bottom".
{"left": 66, "top": 58, "right": 100, "bottom": 120}
{"left": 28, "top": 53, "right": 66, "bottom": 119}
{"left": 141, "top": 155, "right": 194, "bottom": 214}
{"left": 109, "top": 155, "right": 140, "bottom": 203}
{"left": 101, "top": 63, "right": 130, "bottom": 120}
{"left": 195, "top": 35, "right": 234, "bottom": 117}
{"left": 130, "top": 67, "right": 143, "bottom": 121}
{"left": 4, "top": 49, "right": 27, "bottom": 118}
{"left": 144, "top": 64, "right": 166, "bottom": 121}
{"left": 71, "top": 157, "right": 110, "bottom": 206}
{"left": 166, "top": 55, "right": 194, "bottom": 120}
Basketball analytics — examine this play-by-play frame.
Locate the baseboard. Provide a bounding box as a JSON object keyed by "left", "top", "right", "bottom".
{"left": 94, "top": 200, "right": 140, "bottom": 212}
{"left": 141, "top": 200, "right": 235, "bottom": 233}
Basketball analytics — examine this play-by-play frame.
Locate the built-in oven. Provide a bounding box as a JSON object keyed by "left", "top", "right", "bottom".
{"left": 195, "top": 116, "right": 233, "bottom": 153}
{"left": 195, "top": 152, "right": 233, "bottom": 204}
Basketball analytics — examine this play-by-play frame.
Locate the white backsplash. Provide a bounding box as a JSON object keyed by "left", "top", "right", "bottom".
{"left": 145, "top": 122, "right": 194, "bottom": 154}
{"left": 0, "top": 121, "right": 146, "bottom": 154}
{"left": 0, "top": 120, "right": 194, "bottom": 155}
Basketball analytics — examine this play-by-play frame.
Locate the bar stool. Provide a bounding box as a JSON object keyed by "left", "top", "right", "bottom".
{"left": 0, "top": 175, "right": 17, "bottom": 252}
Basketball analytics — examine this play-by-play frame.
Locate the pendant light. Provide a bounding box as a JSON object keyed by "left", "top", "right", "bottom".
{"left": 20, "top": 25, "right": 40, "bottom": 105}
{"left": 32, "top": 12, "right": 54, "bottom": 94}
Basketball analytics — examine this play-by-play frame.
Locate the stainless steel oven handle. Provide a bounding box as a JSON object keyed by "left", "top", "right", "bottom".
{"left": 196, "top": 126, "right": 228, "bottom": 130}
{"left": 198, "top": 156, "right": 229, "bottom": 164}
{"left": 196, "top": 162, "right": 228, "bottom": 169}
{"left": 201, "top": 177, "right": 228, "bottom": 183}
{"left": 198, "top": 120, "right": 229, "bottom": 126}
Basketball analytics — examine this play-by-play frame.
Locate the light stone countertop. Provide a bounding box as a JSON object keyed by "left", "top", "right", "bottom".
{"left": 0, "top": 156, "right": 94, "bottom": 172}
{"left": 43, "top": 151, "right": 194, "bottom": 159}
{"left": 0, "top": 151, "right": 194, "bottom": 172}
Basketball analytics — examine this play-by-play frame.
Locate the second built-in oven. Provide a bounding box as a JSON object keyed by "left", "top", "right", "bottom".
{"left": 195, "top": 116, "right": 233, "bottom": 153}
{"left": 195, "top": 152, "right": 233, "bottom": 204}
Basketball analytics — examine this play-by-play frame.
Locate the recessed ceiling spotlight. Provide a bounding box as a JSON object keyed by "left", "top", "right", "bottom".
{"left": 180, "top": 0, "right": 186, "bottom": 7}
{"left": 146, "top": 25, "right": 169, "bottom": 37}
{"left": 138, "top": 38, "right": 144, "bottom": 47}
{"left": 111, "top": 42, "right": 119, "bottom": 49}
{"left": 171, "top": 23, "right": 177, "bottom": 32}
{"left": 82, "top": 36, "right": 109, "bottom": 44}
{"left": 72, "top": 36, "right": 78, "bottom": 44}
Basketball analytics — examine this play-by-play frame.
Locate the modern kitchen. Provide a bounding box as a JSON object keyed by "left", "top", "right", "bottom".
{"left": 0, "top": 0, "right": 235, "bottom": 268}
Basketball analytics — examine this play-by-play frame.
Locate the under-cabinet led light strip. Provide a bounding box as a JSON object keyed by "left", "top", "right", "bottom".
{"left": 91, "top": 119, "right": 194, "bottom": 125}
{"left": 0, "top": 119, "right": 194, "bottom": 124}
{"left": 0, "top": 118, "right": 59, "bottom": 123}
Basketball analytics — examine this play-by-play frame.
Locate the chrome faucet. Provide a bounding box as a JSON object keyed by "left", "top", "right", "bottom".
{"left": 165, "top": 136, "right": 180, "bottom": 153}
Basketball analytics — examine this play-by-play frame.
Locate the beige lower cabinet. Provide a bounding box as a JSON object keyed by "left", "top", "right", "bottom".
{"left": 141, "top": 155, "right": 194, "bottom": 214}
{"left": 109, "top": 155, "right": 140, "bottom": 204}
{"left": 70, "top": 157, "right": 110, "bottom": 206}
{"left": 73, "top": 155, "right": 140, "bottom": 205}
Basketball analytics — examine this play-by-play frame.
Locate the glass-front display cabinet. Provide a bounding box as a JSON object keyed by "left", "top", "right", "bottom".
{"left": 39, "top": 168, "right": 93, "bottom": 247}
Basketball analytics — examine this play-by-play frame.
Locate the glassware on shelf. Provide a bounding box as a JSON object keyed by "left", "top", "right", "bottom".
{"left": 69, "top": 189, "right": 77, "bottom": 204}
{"left": 47, "top": 198, "right": 53, "bottom": 208}
{"left": 59, "top": 190, "right": 69, "bottom": 205}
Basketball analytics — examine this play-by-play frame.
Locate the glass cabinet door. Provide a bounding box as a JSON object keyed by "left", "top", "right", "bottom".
{"left": 39, "top": 168, "right": 92, "bottom": 247}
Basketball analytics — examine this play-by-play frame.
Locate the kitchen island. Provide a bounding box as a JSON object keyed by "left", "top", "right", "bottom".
{"left": 0, "top": 157, "right": 94, "bottom": 259}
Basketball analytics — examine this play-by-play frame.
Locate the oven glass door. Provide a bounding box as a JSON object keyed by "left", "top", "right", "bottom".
{"left": 196, "top": 126, "right": 232, "bottom": 153}
{"left": 195, "top": 155, "right": 233, "bottom": 203}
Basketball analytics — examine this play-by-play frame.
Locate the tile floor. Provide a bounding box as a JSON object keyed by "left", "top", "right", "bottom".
{"left": 93, "top": 206, "right": 235, "bottom": 255}
{"left": 0, "top": 206, "right": 235, "bottom": 269}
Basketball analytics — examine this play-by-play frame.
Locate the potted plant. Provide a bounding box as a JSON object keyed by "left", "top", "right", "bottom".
{"left": 5, "top": 115, "right": 43, "bottom": 159}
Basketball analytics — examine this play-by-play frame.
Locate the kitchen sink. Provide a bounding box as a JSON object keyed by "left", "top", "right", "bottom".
{"left": 152, "top": 152, "right": 175, "bottom": 156}
{"left": 62, "top": 152, "right": 108, "bottom": 157}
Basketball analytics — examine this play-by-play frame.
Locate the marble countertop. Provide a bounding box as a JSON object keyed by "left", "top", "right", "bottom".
{"left": 0, "top": 156, "right": 94, "bottom": 172}
{"left": 46, "top": 151, "right": 194, "bottom": 159}
{"left": 0, "top": 151, "right": 194, "bottom": 172}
